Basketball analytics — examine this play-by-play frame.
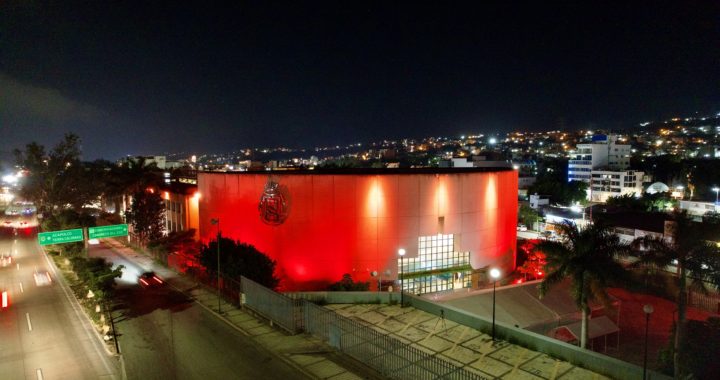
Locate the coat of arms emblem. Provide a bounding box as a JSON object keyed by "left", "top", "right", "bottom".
{"left": 258, "top": 178, "right": 289, "bottom": 225}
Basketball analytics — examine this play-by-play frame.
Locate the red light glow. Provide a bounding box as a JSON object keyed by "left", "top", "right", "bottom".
{"left": 2, "top": 291, "right": 7, "bottom": 308}
{"left": 199, "top": 170, "right": 518, "bottom": 290}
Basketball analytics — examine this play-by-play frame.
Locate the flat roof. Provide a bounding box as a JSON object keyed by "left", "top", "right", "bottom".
{"left": 199, "top": 167, "right": 515, "bottom": 175}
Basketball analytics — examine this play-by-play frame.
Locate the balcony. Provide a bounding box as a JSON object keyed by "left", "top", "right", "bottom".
{"left": 569, "top": 160, "right": 592, "bottom": 166}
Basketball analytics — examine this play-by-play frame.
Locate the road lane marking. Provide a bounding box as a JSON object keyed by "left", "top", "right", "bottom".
{"left": 26, "top": 313, "right": 33, "bottom": 331}
{"left": 17, "top": 263, "right": 20, "bottom": 270}
{"left": 36, "top": 368, "right": 44, "bottom": 380}
{"left": 19, "top": 282, "right": 24, "bottom": 293}
{"left": 41, "top": 247, "right": 115, "bottom": 375}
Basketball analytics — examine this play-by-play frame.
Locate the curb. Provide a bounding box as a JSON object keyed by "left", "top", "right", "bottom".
{"left": 40, "top": 245, "right": 125, "bottom": 380}
{"left": 102, "top": 239, "right": 326, "bottom": 380}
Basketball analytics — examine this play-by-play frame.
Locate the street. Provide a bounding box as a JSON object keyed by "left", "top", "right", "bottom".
{"left": 0, "top": 230, "right": 119, "bottom": 379}
{"left": 90, "top": 241, "right": 308, "bottom": 380}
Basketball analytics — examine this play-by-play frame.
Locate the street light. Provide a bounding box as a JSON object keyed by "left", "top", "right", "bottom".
{"left": 643, "top": 304, "right": 654, "bottom": 380}
{"left": 490, "top": 268, "right": 501, "bottom": 341}
{"left": 713, "top": 187, "right": 719, "bottom": 205}
{"left": 398, "top": 248, "right": 406, "bottom": 308}
{"left": 210, "top": 218, "right": 221, "bottom": 313}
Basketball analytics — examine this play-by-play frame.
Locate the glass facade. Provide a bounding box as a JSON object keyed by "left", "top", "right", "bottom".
{"left": 398, "top": 233, "right": 472, "bottom": 295}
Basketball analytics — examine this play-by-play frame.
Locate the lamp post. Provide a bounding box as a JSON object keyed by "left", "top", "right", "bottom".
{"left": 643, "top": 304, "right": 654, "bottom": 380}
{"left": 398, "top": 248, "right": 406, "bottom": 307}
{"left": 490, "top": 268, "right": 500, "bottom": 341}
{"left": 210, "top": 218, "right": 221, "bottom": 313}
{"left": 713, "top": 187, "right": 719, "bottom": 205}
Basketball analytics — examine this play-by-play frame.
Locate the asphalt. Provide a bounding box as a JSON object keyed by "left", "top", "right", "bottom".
{"left": 102, "top": 238, "right": 609, "bottom": 380}
{"left": 102, "top": 238, "right": 372, "bottom": 380}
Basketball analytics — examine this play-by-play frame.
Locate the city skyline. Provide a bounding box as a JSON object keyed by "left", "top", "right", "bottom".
{"left": 1, "top": 1, "right": 719, "bottom": 159}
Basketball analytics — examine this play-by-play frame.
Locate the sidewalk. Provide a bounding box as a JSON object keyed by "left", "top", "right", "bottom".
{"left": 102, "top": 239, "right": 373, "bottom": 380}
{"left": 101, "top": 239, "right": 615, "bottom": 380}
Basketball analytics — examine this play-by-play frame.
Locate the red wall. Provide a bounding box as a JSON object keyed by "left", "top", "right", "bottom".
{"left": 198, "top": 170, "right": 518, "bottom": 290}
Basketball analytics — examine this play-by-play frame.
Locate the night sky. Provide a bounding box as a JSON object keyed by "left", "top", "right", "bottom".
{"left": 1, "top": 1, "right": 718, "bottom": 159}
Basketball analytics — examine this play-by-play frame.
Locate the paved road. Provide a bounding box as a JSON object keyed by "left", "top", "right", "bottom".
{"left": 90, "top": 241, "right": 309, "bottom": 380}
{"left": 0, "top": 230, "right": 119, "bottom": 380}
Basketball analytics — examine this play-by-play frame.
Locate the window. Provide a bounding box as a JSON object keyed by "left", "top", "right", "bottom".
{"left": 399, "top": 234, "right": 472, "bottom": 294}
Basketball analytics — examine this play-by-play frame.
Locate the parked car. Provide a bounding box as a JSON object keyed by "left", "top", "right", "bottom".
{"left": 517, "top": 224, "right": 528, "bottom": 231}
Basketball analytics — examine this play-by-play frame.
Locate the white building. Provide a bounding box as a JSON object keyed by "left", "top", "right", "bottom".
{"left": 679, "top": 200, "right": 720, "bottom": 218}
{"left": 568, "top": 135, "right": 631, "bottom": 183}
{"left": 529, "top": 194, "right": 550, "bottom": 209}
{"left": 588, "top": 170, "right": 645, "bottom": 202}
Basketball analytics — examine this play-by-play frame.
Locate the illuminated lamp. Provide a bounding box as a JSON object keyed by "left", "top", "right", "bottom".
{"left": 490, "top": 268, "right": 500, "bottom": 341}
{"left": 398, "top": 248, "right": 406, "bottom": 307}
{"left": 193, "top": 192, "right": 202, "bottom": 200}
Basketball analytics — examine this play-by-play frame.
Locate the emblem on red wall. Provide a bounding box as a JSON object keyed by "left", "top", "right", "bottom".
{"left": 258, "top": 178, "right": 290, "bottom": 225}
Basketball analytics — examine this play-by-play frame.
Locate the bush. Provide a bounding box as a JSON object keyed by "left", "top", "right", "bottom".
{"left": 328, "top": 274, "right": 370, "bottom": 291}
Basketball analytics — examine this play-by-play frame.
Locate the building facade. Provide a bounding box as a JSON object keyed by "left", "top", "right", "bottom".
{"left": 588, "top": 170, "right": 645, "bottom": 202}
{"left": 198, "top": 168, "right": 518, "bottom": 292}
{"left": 568, "top": 135, "right": 631, "bottom": 183}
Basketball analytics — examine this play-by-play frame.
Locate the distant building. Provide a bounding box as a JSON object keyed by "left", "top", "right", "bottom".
{"left": 568, "top": 135, "right": 631, "bottom": 183}
{"left": 567, "top": 135, "right": 645, "bottom": 202}
{"left": 679, "top": 200, "right": 719, "bottom": 218}
{"left": 120, "top": 155, "right": 185, "bottom": 170}
{"left": 588, "top": 170, "right": 645, "bottom": 203}
{"left": 441, "top": 156, "right": 512, "bottom": 169}
{"left": 529, "top": 194, "right": 550, "bottom": 209}
{"left": 160, "top": 183, "right": 200, "bottom": 240}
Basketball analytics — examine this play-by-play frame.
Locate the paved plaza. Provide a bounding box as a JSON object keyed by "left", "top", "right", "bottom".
{"left": 326, "top": 304, "right": 609, "bottom": 380}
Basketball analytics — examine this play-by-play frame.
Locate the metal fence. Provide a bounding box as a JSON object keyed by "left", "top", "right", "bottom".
{"left": 688, "top": 291, "right": 720, "bottom": 314}
{"left": 240, "top": 276, "right": 305, "bottom": 334}
{"left": 304, "top": 302, "right": 488, "bottom": 380}
{"left": 192, "top": 270, "right": 485, "bottom": 378}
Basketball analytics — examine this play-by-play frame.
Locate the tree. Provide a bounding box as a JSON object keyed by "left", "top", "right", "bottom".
{"left": 148, "top": 229, "right": 201, "bottom": 265}
{"left": 70, "top": 256, "right": 124, "bottom": 300}
{"left": 528, "top": 178, "right": 587, "bottom": 205}
{"left": 198, "top": 237, "right": 280, "bottom": 290}
{"left": 606, "top": 192, "right": 675, "bottom": 212}
{"left": 104, "top": 157, "right": 160, "bottom": 215}
{"left": 13, "top": 133, "right": 100, "bottom": 214}
{"left": 518, "top": 204, "right": 541, "bottom": 228}
{"left": 517, "top": 240, "right": 546, "bottom": 281}
{"left": 125, "top": 190, "right": 165, "bottom": 247}
{"left": 328, "top": 274, "right": 370, "bottom": 291}
{"left": 631, "top": 212, "right": 720, "bottom": 378}
{"left": 533, "top": 221, "right": 629, "bottom": 348}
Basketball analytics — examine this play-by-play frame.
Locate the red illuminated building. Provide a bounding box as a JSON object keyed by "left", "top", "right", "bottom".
{"left": 198, "top": 168, "right": 518, "bottom": 291}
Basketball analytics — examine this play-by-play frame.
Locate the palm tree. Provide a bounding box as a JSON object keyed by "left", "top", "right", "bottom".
{"left": 631, "top": 211, "right": 720, "bottom": 378}
{"left": 104, "top": 157, "right": 160, "bottom": 215}
{"left": 533, "top": 221, "right": 629, "bottom": 349}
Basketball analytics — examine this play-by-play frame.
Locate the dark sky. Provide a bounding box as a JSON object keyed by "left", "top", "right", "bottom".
{"left": 1, "top": 1, "right": 718, "bottom": 159}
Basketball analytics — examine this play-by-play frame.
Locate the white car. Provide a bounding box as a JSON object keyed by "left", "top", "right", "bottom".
{"left": 1, "top": 255, "right": 11, "bottom": 267}
{"left": 34, "top": 271, "right": 52, "bottom": 287}
{"left": 517, "top": 224, "right": 528, "bottom": 231}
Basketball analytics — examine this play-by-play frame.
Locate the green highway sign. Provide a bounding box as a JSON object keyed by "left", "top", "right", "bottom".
{"left": 88, "top": 224, "right": 128, "bottom": 239}
{"left": 38, "top": 229, "right": 84, "bottom": 246}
